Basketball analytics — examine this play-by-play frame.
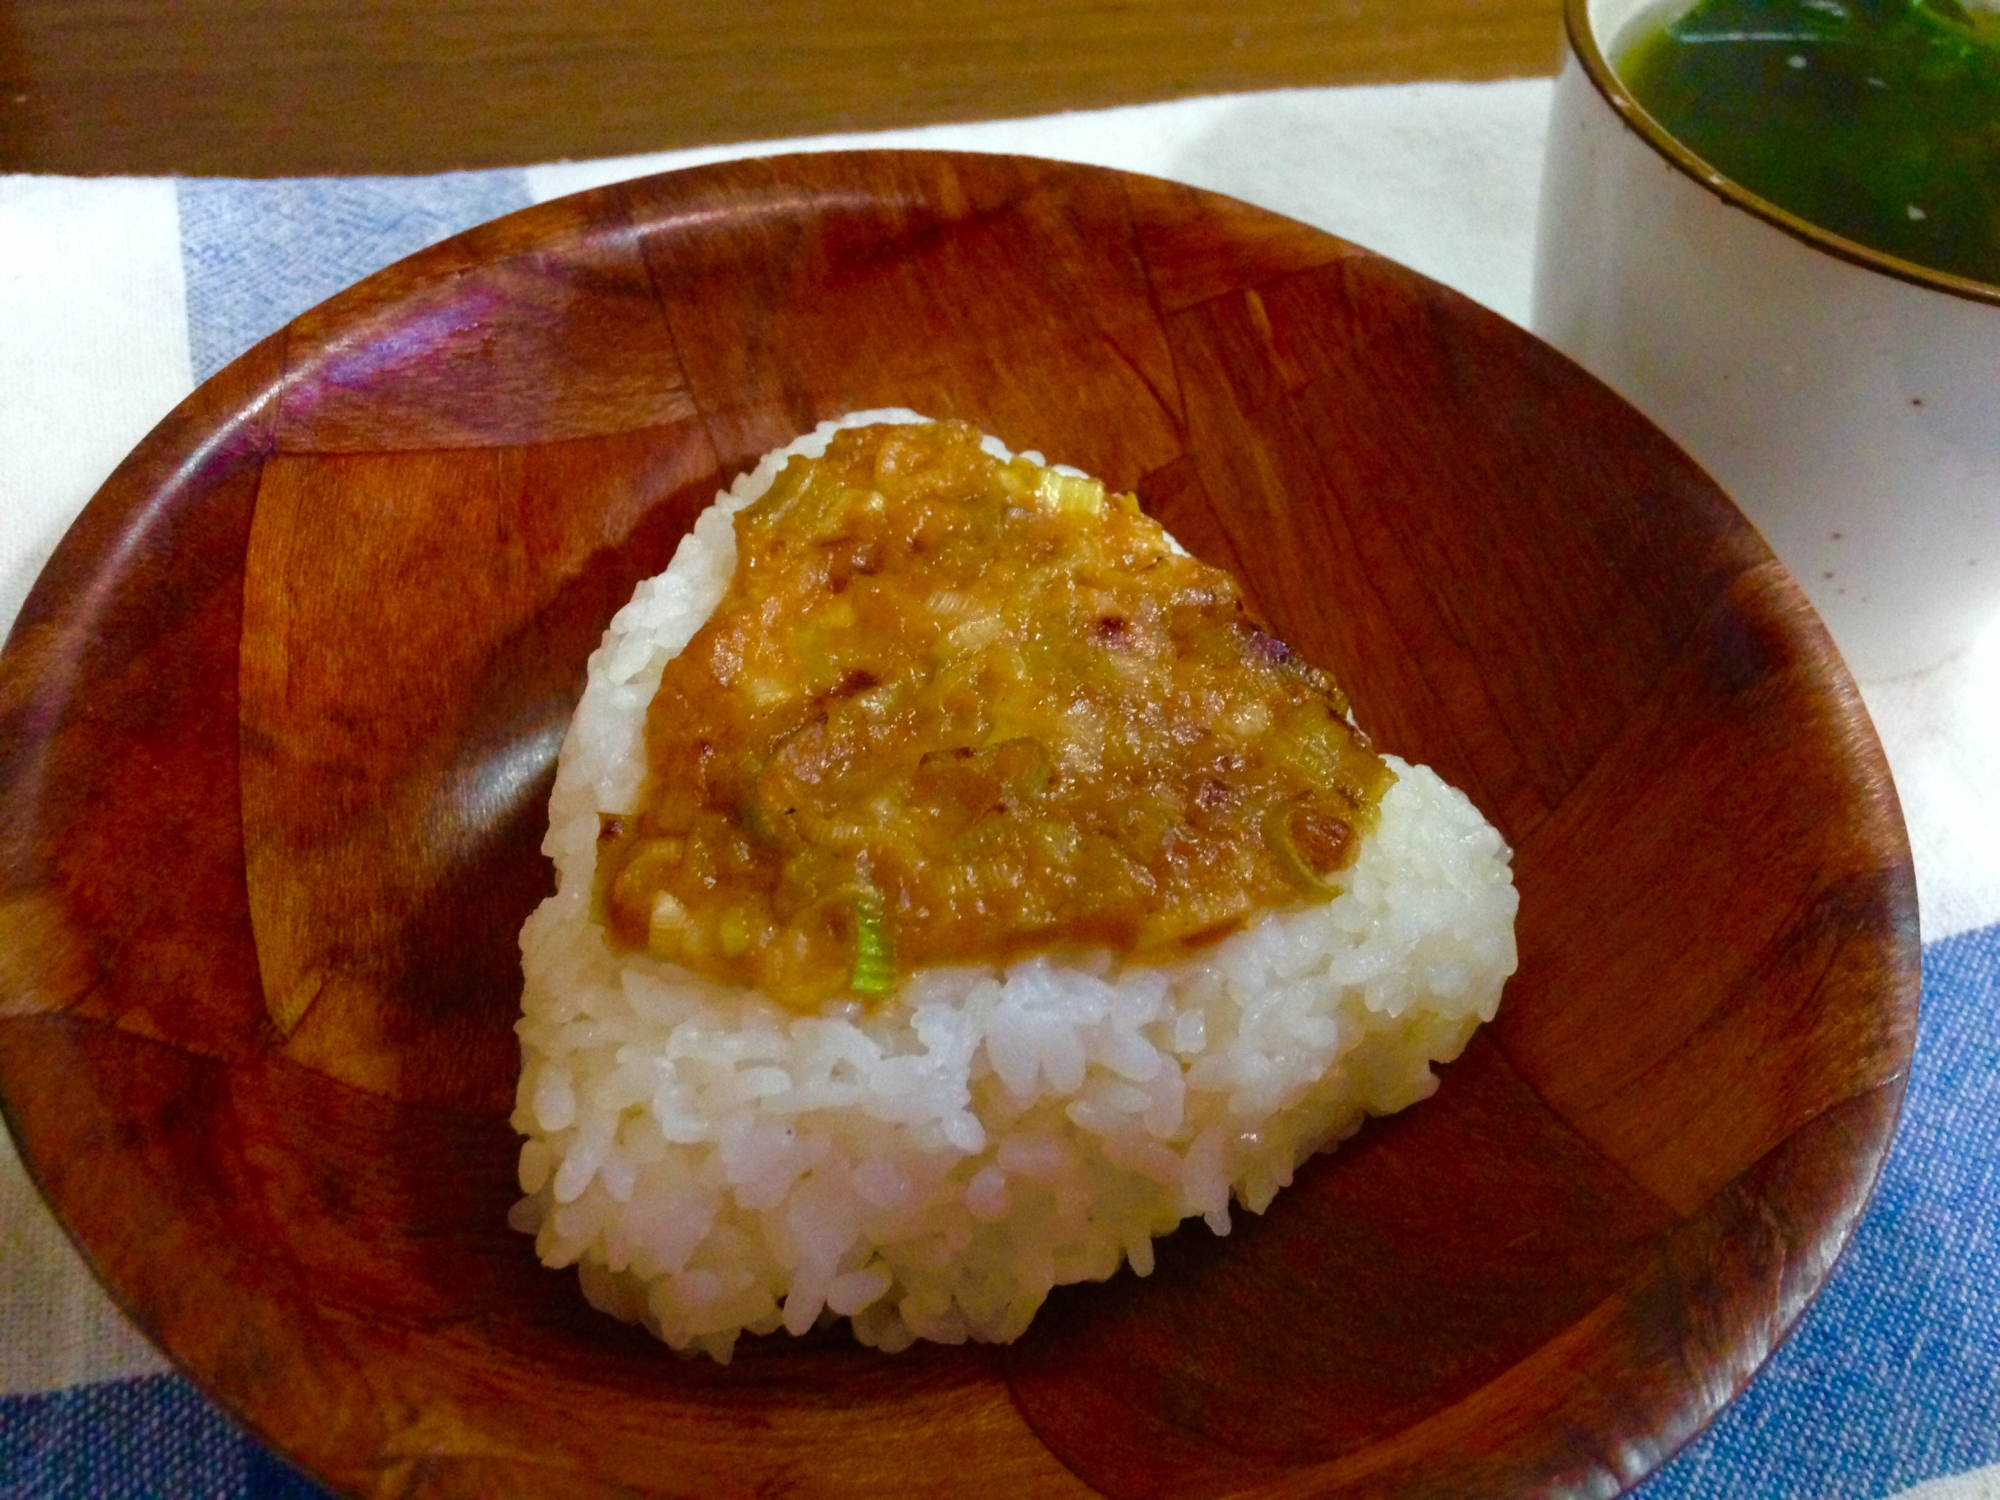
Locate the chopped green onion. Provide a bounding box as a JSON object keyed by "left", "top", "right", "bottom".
{"left": 937, "top": 613, "right": 1005, "bottom": 660}
{"left": 1034, "top": 470, "right": 1107, "bottom": 517}
{"left": 791, "top": 623, "right": 835, "bottom": 693}
{"left": 849, "top": 883, "right": 896, "bottom": 995}
{"left": 747, "top": 462, "right": 872, "bottom": 541}
{"left": 1274, "top": 714, "right": 1350, "bottom": 786}
{"left": 994, "top": 460, "right": 1034, "bottom": 498}
{"left": 716, "top": 907, "right": 754, "bottom": 957}
{"left": 739, "top": 792, "right": 778, "bottom": 844}
{"left": 950, "top": 812, "right": 1010, "bottom": 860}
{"left": 1263, "top": 802, "right": 1340, "bottom": 898}
{"left": 749, "top": 457, "right": 813, "bottom": 524}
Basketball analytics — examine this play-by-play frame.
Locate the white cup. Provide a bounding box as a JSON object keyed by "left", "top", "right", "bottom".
{"left": 1532, "top": 0, "right": 2000, "bottom": 682}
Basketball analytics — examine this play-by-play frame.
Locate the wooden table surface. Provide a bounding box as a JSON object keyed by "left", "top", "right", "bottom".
{"left": 0, "top": 0, "right": 1563, "bottom": 178}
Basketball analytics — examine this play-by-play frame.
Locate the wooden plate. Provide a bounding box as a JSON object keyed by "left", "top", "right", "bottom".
{"left": 0, "top": 152, "right": 1918, "bottom": 1498}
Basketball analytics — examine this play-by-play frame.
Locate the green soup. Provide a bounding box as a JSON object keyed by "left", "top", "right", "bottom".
{"left": 1615, "top": 0, "right": 2000, "bottom": 285}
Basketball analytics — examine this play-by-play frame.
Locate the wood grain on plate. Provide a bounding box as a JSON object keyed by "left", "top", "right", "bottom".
{"left": 0, "top": 0, "right": 1562, "bottom": 177}
{"left": 0, "top": 152, "right": 1917, "bottom": 1499}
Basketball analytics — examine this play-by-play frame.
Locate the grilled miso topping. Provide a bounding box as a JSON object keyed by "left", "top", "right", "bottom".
{"left": 600, "top": 421, "right": 1391, "bottom": 1008}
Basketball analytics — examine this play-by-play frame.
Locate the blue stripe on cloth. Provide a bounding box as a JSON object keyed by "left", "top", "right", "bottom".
{"left": 1638, "top": 919, "right": 2000, "bottom": 1500}
{"left": 177, "top": 171, "right": 534, "bottom": 383}
{"left": 0, "top": 1373, "right": 327, "bottom": 1499}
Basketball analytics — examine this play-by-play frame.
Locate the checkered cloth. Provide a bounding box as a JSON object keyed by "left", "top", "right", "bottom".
{"left": 2, "top": 82, "right": 1995, "bottom": 1500}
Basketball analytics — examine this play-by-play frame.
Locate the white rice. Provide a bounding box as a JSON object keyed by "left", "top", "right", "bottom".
{"left": 511, "top": 411, "right": 1519, "bottom": 1360}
